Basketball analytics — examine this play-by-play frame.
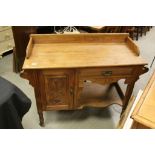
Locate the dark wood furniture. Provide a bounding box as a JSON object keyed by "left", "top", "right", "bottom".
{"left": 21, "top": 33, "right": 148, "bottom": 126}
{"left": 12, "top": 26, "right": 55, "bottom": 72}
{"left": 134, "top": 26, "right": 152, "bottom": 40}
{"left": 12, "top": 26, "right": 37, "bottom": 72}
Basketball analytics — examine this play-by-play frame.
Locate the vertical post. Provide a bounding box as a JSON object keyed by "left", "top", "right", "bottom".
{"left": 122, "top": 81, "right": 135, "bottom": 114}
{"left": 32, "top": 71, "right": 45, "bottom": 127}
{"left": 38, "top": 111, "right": 44, "bottom": 127}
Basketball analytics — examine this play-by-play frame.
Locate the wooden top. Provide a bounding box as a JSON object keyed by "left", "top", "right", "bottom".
{"left": 132, "top": 71, "right": 155, "bottom": 128}
{"left": 23, "top": 33, "right": 147, "bottom": 69}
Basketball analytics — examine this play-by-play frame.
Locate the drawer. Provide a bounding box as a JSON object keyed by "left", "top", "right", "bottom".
{"left": 0, "top": 39, "right": 14, "bottom": 55}
{"left": 78, "top": 67, "right": 133, "bottom": 87}
{"left": 79, "top": 76, "right": 123, "bottom": 87}
{"left": 0, "top": 26, "right": 11, "bottom": 32}
{"left": 78, "top": 67, "right": 133, "bottom": 77}
{"left": 0, "top": 28, "right": 13, "bottom": 42}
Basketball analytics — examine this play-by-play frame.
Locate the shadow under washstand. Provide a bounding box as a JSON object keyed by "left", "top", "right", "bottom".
{"left": 45, "top": 107, "right": 112, "bottom": 123}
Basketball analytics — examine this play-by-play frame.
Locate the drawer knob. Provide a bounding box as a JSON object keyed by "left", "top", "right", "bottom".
{"left": 101, "top": 71, "right": 112, "bottom": 76}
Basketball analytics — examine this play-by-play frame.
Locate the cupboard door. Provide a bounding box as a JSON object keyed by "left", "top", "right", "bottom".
{"left": 40, "top": 69, "right": 74, "bottom": 110}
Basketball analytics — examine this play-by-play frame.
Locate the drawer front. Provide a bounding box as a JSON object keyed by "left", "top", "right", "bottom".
{"left": 78, "top": 67, "right": 133, "bottom": 77}
{"left": 0, "top": 28, "right": 13, "bottom": 42}
{"left": 0, "top": 39, "right": 14, "bottom": 55}
{"left": 78, "top": 67, "right": 133, "bottom": 87}
{"left": 0, "top": 26, "right": 11, "bottom": 32}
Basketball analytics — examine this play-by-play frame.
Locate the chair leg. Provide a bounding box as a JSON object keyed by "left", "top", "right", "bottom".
{"left": 136, "top": 27, "right": 139, "bottom": 41}
{"left": 144, "top": 27, "right": 147, "bottom": 35}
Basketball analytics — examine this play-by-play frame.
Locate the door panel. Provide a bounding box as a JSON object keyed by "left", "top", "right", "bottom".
{"left": 40, "top": 69, "right": 74, "bottom": 110}
{"left": 45, "top": 75, "right": 68, "bottom": 106}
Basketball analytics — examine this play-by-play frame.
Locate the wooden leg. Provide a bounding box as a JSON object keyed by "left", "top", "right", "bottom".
{"left": 34, "top": 89, "right": 45, "bottom": 127}
{"left": 130, "top": 31, "right": 134, "bottom": 40}
{"left": 38, "top": 111, "right": 45, "bottom": 127}
{"left": 113, "top": 82, "right": 125, "bottom": 101}
{"left": 121, "top": 82, "right": 135, "bottom": 114}
{"left": 140, "top": 27, "right": 143, "bottom": 37}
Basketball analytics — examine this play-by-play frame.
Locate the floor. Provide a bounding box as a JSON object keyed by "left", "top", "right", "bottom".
{"left": 0, "top": 28, "right": 155, "bottom": 128}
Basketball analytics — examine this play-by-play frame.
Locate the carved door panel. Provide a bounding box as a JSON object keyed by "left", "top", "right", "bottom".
{"left": 40, "top": 69, "right": 74, "bottom": 110}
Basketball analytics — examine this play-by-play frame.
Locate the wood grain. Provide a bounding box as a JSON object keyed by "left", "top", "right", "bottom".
{"left": 39, "top": 69, "right": 74, "bottom": 110}
{"left": 126, "top": 37, "right": 140, "bottom": 56}
{"left": 31, "top": 33, "right": 129, "bottom": 44}
{"left": 23, "top": 33, "right": 147, "bottom": 69}
{"left": 26, "top": 37, "right": 33, "bottom": 58}
{"left": 78, "top": 67, "right": 133, "bottom": 76}
{"left": 21, "top": 33, "right": 148, "bottom": 126}
{"left": 131, "top": 71, "right": 155, "bottom": 128}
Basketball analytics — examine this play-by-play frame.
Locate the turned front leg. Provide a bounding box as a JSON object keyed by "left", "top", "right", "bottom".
{"left": 38, "top": 111, "right": 45, "bottom": 127}
{"left": 34, "top": 89, "right": 45, "bottom": 127}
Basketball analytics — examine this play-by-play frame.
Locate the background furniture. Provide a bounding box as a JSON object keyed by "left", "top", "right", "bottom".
{"left": 131, "top": 71, "right": 155, "bottom": 129}
{"left": 79, "top": 26, "right": 152, "bottom": 40}
{"left": 12, "top": 26, "right": 56, "bottom": 72}
{"left": 118, "top": 70, "right": 155, "bottom": 129}
{"left": 0, "top": 76, "right": 31, "bottom": 129}
{"left": 21, "top": 33, "right": 148, "bottom": 126}
{"left": 0, "top": 26, "right": 14, "bottom": 57}
{"left": 12, "top": 26, "right": 37, "bottom": 72}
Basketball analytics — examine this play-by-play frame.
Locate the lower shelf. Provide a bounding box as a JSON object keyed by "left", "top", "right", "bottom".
{"left": 77, "top": 82, "right": 123, "bottom": 109}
